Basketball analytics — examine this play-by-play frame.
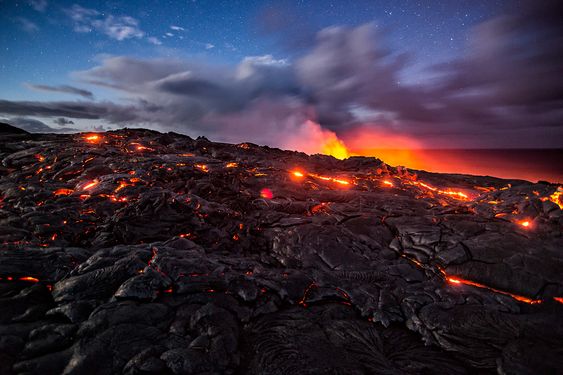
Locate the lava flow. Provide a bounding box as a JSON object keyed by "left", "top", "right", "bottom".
{"left": 1, "top": 127, "right": 562, "bottom": 375}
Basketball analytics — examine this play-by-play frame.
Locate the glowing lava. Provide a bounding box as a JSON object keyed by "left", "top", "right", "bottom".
{"left": 195, "top": 164, "right": 209, "bottom": 173}
{"left": 410, "top": 180, "right": 469, "bottom": 200}
{"left": 54, "top": 188, "right": 74, "bottom": 196}
{"left": 82, "top": 181, "right": 99, "bottom": 190}
{"left": 518, "top": 220, "right": 531, "bottom": 228}
{"left": 84, "top": 134, "right": 102, "bottom": 143}
{"left": 19, "top": 276, "right": 39, "bottom": 282}
{"left": 548, "top": 189, "right": 562, "bottom": 209}
{"left": 289, "top": 170, "right": 350, "bottom": 186}
{"left": 447, "top": 276, "right": 542, "bottom": 304}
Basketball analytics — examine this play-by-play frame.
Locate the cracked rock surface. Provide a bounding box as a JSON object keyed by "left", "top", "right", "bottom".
{"left": 1, "top": 126, "right": 562, "bottom": 374}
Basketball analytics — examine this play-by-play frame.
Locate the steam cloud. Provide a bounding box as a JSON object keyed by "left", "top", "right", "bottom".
{"left": 1, "top": 1, "right": 562, "bottom": 150}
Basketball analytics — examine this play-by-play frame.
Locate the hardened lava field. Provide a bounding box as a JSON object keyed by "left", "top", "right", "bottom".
{"left": 1, "top": 125, "right": 562, "bottom": 374}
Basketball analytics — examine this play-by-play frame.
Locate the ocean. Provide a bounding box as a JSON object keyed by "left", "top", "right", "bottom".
{"left": 353, "top": 149, "right": 563, "bottom": 183}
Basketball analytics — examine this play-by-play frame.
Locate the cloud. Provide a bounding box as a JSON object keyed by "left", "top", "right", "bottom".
{"left": 0, "top": 99, "right": 141, "bottom": 123}
{"left": 29, "top": 0, "right": 48, "bottom": 12}
{"left": 64, "top": 4, "right": 145, "bottom": 41}
{"left": 25, "top": 83, "right": 94, "bottom": 99}
{"left": 205, "top": 43, "right": 215, "bottom": 50}
{"left": 147, "top": 37, "right": 162, "bottom": 45}
{"left": 170, "top": 25, "right": 185, "bottom": 31}
{"left": 2, "top": 2, "right": 562, "bottom": 149}
{"left": 53, "top": 117, "right": 75, "bottom": 126}
{"left": 5, "top": 117, "right": 78, "bottom": 133}
{"left": 17, "top": 18, "right": 39, "bottom": 33}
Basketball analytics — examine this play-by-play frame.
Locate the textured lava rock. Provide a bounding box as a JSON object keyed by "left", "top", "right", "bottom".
{"left": 0, "top": 127, "right": 562, "bottom": 374}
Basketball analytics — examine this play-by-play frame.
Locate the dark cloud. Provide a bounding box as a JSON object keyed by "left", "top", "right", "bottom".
{"left": 53, "top": 117, "right": 75, "bottom": 126}
{"left": 4, "top": 117, "right": 78, "bottom": 133}
{"left": 1, "top": 1, "right": 562, "bottom": 148}
{"left": 26, "top": 83, "right": 94, "bottom": 99}
{"left": 0, "top": 99, "right": 142, "bottom": 124}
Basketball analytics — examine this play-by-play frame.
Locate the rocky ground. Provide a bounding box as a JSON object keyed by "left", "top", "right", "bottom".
{"left": 1, "top": 124, "right": 562, "bottom": 374}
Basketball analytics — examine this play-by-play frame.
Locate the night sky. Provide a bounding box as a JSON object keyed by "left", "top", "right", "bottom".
{"left": 0, "top": 0, "right": 561, "bottom": 151}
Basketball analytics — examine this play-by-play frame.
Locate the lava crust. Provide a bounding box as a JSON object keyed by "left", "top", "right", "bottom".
{"left": 1, "top": 127, "right": 562, "bottom": 374}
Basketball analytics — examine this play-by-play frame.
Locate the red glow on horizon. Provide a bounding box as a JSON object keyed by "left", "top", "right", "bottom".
{"left": 291, "top": 126, "right": 561, "bottom": 183}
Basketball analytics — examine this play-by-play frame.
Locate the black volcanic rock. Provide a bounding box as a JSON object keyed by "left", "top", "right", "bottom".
{"left": 0, "top": 123, "right": 29, "bottom": 135}
{"left": 0, "top": 129, "right": 562, "bottom": 374}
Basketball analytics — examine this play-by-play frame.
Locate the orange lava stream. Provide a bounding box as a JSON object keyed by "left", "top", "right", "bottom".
{"left": 82, "top": 180, "right": 99, "bottom": 190}
{"left": 409, "top": 180, "right": 469, "bottom": 200}
{"left": 291, "top": 170, "right": 350, "bottom": 186}
{"left": 446, "top": 276, "right": 542, "bottom": 304}
{"left": 290, "top": 170, "right": 470, "bottom": 199}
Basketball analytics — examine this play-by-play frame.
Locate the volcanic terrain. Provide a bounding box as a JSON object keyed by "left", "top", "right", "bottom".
{"left": 0, "top": 125, "right": 562, "bottom": 374}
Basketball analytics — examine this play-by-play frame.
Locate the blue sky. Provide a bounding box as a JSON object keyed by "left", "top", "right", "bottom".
{"left": 1, "top": 0, "right": 509, "bottom": 101}
{"left": 1, "top": 1, "right": 561, "bottom": 149}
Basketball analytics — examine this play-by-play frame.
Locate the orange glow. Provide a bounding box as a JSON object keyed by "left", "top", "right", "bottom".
{"left": 290, "top": 170, "right": 350, "bottom": 186}
{"left": 226, "top": 162, "right": 238, "bottom": 168}
{"left": 549, "top": 189, "right": 562, "bottom": 209}
{"left": 518, "top": 220, "right": 531, "bottom": 228}
{"left": 84, "top": 134, "right": 101, "bottom": 143}
{"left": 131, "top": 143, "right": 154, "bottom": 152}
{"left": 383, "top": 180, "right": 394, "bottom": 187}
{"left": 195, "top": 164, "right": 209, "bottom": 173}
{"left": 320, "top": 134, "right": 349, "bottom": 160}
{"left": 335, "top": 179, "right": 349, "bottom": 185}
{"left": 82, "top": 180, "right": 99, "bottom": 190}
{"left": 54, "top": 188, "right": 74, "bottom": 196}
{"left": 35, "top": 154, "right": 46, "bottom": 162}
{"left": 282, "top": 120, "right": 350, "bottom": 159}
{"left": 410, "top": 180, "right": 469, "bottom": 200}
{"left": 447, "top": 275, "right": 542, "bottom": 304}
{"left": 339, "top": 127, "right": 561, "bottom": 182}
{"left": 19, "top": 276, "right": 39, "bottom": 282}
{"left": 554, "top": 297, "right": 563, "bottom": 304}
{"left": 115, "top": 181, "right": 132, "bottom": 192}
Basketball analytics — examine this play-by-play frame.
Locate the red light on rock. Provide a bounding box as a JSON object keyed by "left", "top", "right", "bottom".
{"left": 260, "top": 188, "right": 273, "bottom": 199}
